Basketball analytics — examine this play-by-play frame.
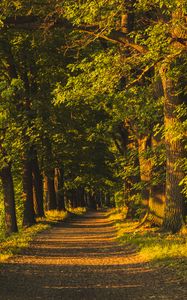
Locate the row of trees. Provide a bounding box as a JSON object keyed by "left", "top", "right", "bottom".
{"left": 0, "top": 1, "right": 117, "bottom": 235}
{"left": 0, "top": 0, "right": 186, "bottom": 234}
{"left": 53, "top": 0, "right": 187, "bottom": 232}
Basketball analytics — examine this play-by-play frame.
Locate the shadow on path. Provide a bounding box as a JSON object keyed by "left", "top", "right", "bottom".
{"left": 0, "top": 212, "right": 186, "bottom": 300}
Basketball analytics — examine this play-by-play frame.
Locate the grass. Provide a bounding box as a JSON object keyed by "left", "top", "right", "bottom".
{"left": 107, "top": 207, "right": 128, "bottom": 223}
{"left": 0, "top": 223, "right": 50, "bottom": 262}
{"left": 68, "top": 207, "right": 87, "bottom": 215}
{"left": 44, "top": 210, "right": 68, "bottom": 222}
{"left": 109, "top": 208, "right": 187, "bottom": 279}
{"left": 0, "top": 207, "right": 86, "bottom": 262}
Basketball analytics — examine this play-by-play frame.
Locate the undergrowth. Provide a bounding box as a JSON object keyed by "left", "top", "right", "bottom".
{"left": 109, "top": 208, "right": 187, "bottom": 279}
{"left": 0, "top": 223, "right": 50, "bottom": 262}
{"left": 68, "top": 207, "right": 87, "bottom": 215}
{"left": 0, "top": 207, "right": 85, "bottom": 262}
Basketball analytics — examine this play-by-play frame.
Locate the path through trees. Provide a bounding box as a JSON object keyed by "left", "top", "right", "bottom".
{"left": 0, "top": 212, "right": 186, "bottom": 300}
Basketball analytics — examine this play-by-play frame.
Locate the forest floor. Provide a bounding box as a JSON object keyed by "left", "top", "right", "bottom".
{"left": 0, "top": 211, "right": 186, "bottom": 300}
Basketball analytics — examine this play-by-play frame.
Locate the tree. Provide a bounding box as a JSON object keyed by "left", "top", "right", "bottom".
{"left": 53, "top": 0, "right": 187, "bottom": 232}
{"left": 1, "top": 0, "right": 186, "bottom": 234}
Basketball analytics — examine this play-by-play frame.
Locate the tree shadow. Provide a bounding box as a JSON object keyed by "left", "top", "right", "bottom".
{"left": 0, "top": 211, "right": 186, "bottom": 300}
{"left": 0, "top": 260, "right": 186, "bottom": 300}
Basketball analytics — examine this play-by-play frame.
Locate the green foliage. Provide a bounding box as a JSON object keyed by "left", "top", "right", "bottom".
{"left": 136, "top": 0, "right": 187, "bottom": 12}
{"left": 0, "top": 0, "right": 186, "bottom": 243}
{"left": 63, "top": 0, "right": 124, "bottom": 29}
{"left": 114, "top": 191, "right": 125, "bottom": 208}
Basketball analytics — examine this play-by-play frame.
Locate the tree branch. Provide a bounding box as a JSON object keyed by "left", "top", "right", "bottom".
{"left": 78, "top": 28, "right": 147, "bottom": 54}
{"left": 4, "top": 15, "right": 73, "bottom": 30}
{"left": 4, "top": 16, "right": 146, "bottom": 53}
{"left": 125, "top": 62, "right": 158, "bottom": 89}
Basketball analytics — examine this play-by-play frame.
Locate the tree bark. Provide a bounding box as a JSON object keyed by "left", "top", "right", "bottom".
{"left": 0, "top": 164, "right": 18, "bottom": 234}
{"left": 149, "top": 185, "right": 165, "bottom": 226}
{"left": 46, "top": 169, "right": 57, "bottom": 210}
{"left": 160, "top": 65, "right": 186, "bottom": 233}
{"left": 55, "top": 167, "right": 66, "bottom": 211}
{"left": 147, "top": 134, "right": 165, "bottom": 226}
{"left": 22, "top": 153, "right": 36, "bottom": 227}
{"left": 137, "top": 136, "right": 152, "bottom": 208}
{"left": 32, "top": 150, "right": 45, "bottom": 217}
{"left": 121, "top": 0, "right": 135, "bottom": 33}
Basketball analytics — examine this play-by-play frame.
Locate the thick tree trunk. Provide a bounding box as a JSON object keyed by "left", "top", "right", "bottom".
{"left": 0, "top": 164, "right": 18, "bottom": 234}
{"left": 149, "top": 185, "right": 165, "bottom": 226}
{"left": 23, "top": 154, "right": 36, "bottom": 227}
{"left": 32, "top": 150, "right": 45, "bottom": 217}
{"left": 55, "top": 168, "right": 66, "bottom": 211}
{"left": 160, "top": 65, "right": 185, "bottom": 233}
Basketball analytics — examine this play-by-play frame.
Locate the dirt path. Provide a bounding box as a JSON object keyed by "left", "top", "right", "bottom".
{"left": 0, "top": 211, "right": 186, "bottom": 300}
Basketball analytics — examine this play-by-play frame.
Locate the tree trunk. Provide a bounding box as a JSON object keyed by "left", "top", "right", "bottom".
{"left": 147, "top": 134, "right": 165, "bottom": 226}
{"left": 88, "top": 192, "right": 97, "bottom": 210}
{"left": 55, "top": 168, "right": 66, "bottom": 211}
{"left": 121, "top": 1, "right": 135, "bottom": 33}
{"left": 105, "top": 193, "right": 110, "bottom": 208}
{"left": 43, "top": 174, "right": 49, "bottom": 210}
{"left": 23, "top": 153, "right": 36, "bottom": 227}
{"left": 0, "top": 164, "right": 18, "bottom": 234}
{"left": 46, "top": 169, "right": 57, "bottom": 210}
{"left": 160, "top": 65, "right": 185, "bottom": 233}
{"left": 78, "top": 188, "right": 86, "bottom": 207}
{"left": 32, "top": 150, "right": 45, "bottom": 217}
{"left": 95, "top": 192, "right": 102, "bottom": 209}
{"left": 70, "top": 189, "right": 78, "bottom": 208}
{"left": 137, "top": 136, "right": 152, "bottom": 208}
{"left": 84, "top": 192, "right": 89, "bottom": 208}
{"left": 149, "top": 185, "right": 165, "bottom": 226}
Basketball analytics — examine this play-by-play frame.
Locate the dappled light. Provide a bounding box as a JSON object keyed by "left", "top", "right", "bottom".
{"left": 1, "top": 212, "right": 186, "bottom": 299}
{"left": 0, "top": 0, "right": 187, "bottom": 299}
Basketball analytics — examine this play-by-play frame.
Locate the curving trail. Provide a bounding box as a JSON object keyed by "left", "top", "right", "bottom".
{"left": 0, "top": 211, "right": 186, "bottom": 300}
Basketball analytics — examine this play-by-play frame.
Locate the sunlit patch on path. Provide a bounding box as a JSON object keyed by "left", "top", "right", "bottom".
{"left": 0, "top": 212, "right": 186, "bottom": 300}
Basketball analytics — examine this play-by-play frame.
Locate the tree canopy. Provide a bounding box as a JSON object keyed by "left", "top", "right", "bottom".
{"left": 0, "top": 0, "right": 186, "bottom": 235}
